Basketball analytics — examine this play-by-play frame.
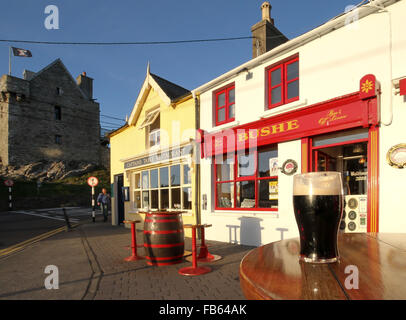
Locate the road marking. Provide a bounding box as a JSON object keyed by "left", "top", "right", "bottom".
{"left": 0, "top": 224, "right": 78, "bottom": 258}
{"left": 13, "top": 210, "right": 80, "bottom": 222}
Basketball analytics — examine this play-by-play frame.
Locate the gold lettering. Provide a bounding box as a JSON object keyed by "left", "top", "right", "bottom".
{"left": 287, "top": 120, "right": 299, "bottom": 131}
{"left": 260, "top": 127, "right": 271, "bottom": 137}
{"left": 249, "top": 130, "right": 258, "bottom": 140}
{"left": 238, "top": 132, "right": 248, "bottom": 142}
{"left": 271, "top": 123, "right": 285, "bottom": 134}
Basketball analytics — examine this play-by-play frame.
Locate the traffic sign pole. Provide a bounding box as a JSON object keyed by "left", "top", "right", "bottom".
{"left": 92, "top": 186, "right": 95, "bottom": 223}
{"left": 8, "top": 186, "right": 12, "bottom": 210}
{"left": 4, "top": 180, "right": 14, "bottom": 210}
{"left": 87, "top": 176, "right": 98, "bottom": 223}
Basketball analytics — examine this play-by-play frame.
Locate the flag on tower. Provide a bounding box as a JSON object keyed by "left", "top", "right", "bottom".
{"left": 11, "top": 47, "right": 32, "bottom": 57}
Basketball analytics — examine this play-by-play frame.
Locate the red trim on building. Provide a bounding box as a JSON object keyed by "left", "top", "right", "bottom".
{"left": 214, "top": 82, "right": 235, "bottom": 126}
{"left": 202, "top": 92, "right": 377, "bottom": 157}
{"left": 399, "top": 78, "right": 406, "bottom": 96}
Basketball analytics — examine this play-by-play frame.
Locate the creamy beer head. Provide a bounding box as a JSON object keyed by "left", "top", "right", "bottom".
{"left": 293, "top": 172, "right": 343, "bottom": 196}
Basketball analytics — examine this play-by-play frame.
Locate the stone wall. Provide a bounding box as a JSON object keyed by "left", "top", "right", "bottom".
{"left": 0, "top": 96, "right": 8, "bottom": 166}
{"left": 0, "top": 60, "right": 101, "bottom": 167}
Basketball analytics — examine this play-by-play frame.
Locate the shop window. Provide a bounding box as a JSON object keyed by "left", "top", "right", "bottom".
{"left": 215, "top": 146, "right": 278, "bottom": 210}
{"left": 214, "top": 84, "right": 235, "bottom": 126}
{"left": 267, "top": 55, "right": 299, "bottom": 109}
{"left": 132, "top": 163, "right": 192, "bottom": 211}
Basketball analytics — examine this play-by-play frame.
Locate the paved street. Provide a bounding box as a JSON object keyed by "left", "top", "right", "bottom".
{"left": 0, "top": 207, "right": 98, "bottom": 250}
{"left": 0, "top": 213, "right": 254, "bottom": 300}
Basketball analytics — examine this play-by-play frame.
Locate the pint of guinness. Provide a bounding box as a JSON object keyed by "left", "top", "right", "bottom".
{"left": 293, "top": 172, "right": 344, "bottom": 263}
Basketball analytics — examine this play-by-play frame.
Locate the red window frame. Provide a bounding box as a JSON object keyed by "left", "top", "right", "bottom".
{"left": 214, "top": 147, "right": 278, "bottom": 212}
{"left": 266, "top": 55, "right": 299, "bottom": 109}
{"left": 214, "top": 83, "right": 235, "bottom": 126}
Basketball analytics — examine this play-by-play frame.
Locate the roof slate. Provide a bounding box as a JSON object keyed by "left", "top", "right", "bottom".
{"left": 150, "top": 73, "right": 190, "bottom": 101}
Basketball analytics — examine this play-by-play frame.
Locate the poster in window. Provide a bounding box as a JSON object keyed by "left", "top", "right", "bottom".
{"left": 269, "top": 158, "right": 279, "bottom": 176}
{"left": 269, "top": 181, "right": 278, "bottom": 200}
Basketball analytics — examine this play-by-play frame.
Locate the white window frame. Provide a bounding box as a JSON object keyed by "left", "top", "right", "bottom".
{"left": 131, "top": 162, "right": 192, "bottom": 212}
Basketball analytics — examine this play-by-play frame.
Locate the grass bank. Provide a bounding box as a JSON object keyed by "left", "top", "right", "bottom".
{"left": 0, "top": 169, "right": 110, "bottom": 211}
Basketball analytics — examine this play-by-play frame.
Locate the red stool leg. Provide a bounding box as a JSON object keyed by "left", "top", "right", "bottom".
{"left": 197, "top": 227, "right": 222, "bottom": 263}
{"left": 178, "top": 227, "right": 211, "bottom": 276}
{"left": 124, "top": 222, "right": 144, "bottom": 262}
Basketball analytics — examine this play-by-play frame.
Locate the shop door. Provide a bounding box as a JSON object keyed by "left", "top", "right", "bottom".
{"left": 311, "top": 129, "right": 369, "bottom": 233}
{"left": 114, "top": 174, "right": 125, "bottom": 225}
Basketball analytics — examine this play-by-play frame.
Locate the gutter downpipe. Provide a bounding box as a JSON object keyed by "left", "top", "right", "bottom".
{"left": 365, "top": 2, "right": 393, "bottom": 126}
{"left": 193, "top": 0, "right": 395, "bottom": 96}
{"left": 192, "top": 91, "right": 202, "bottom": 237}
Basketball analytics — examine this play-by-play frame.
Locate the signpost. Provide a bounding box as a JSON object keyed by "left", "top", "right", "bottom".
{"left": 4, "top": 180, "right": 14, "bottom": 210}
{"left": 87, "top": 177, "right": 99, "bottom": 222}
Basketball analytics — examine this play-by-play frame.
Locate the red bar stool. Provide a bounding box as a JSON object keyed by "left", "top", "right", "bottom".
{"left": 196, "top": 224, "right": 222, "bottom": 262}
{"left": 185, "top": 224, "right": 222, "bottom": 263}
{"left": 123, "top": 220, "right": 144, "bottom": 262}
{"left": 178, "top": 224, "right": 211, "bottom": 276}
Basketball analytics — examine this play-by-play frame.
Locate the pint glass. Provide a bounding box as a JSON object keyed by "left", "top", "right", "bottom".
{"left": 293, "top": 172, "right": 344, "bottom": 263}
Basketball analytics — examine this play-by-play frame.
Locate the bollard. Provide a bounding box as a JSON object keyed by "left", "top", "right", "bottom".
{"left": 62, "top": 208, "right": 72, "bottom": 231}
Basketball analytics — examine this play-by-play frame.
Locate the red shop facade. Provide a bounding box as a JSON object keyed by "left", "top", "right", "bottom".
{"left": 198, "top": 75, "right": 380, "bottom": 233}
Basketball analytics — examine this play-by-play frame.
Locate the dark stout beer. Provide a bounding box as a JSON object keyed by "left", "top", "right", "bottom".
{"left": 293, "top": 172, "right": 343, "bottom": 263}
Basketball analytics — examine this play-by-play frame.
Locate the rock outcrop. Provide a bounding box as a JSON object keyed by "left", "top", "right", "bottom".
{"left": 0, "top": 160, "right": 98, "bottom": 182}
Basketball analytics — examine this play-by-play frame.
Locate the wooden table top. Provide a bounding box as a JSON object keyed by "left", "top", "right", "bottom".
{"left": 239, "top": 233, "right": 406, "bottom": 300}
{"left": 183, "top": 224, "right": 213, "bottom": 229}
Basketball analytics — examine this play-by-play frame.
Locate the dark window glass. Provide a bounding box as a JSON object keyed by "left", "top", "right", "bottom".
{"left": 54, "top": 106, "right": 61, "bottom": 120}
{"left": 171, "top": 188, "right": 181, "bottom": 209}
{"left": 55, "top": 135, "right": 62, "bottom": 144}
{"left": 216, "top": 153, "right": 234, "bottom": 182}
{"left": 217, "top": 183, "right": 234, "bottom": 208}
{"left": 229, "top": 88, "right": 235, "bottom": 103}
{"left": 237, "top": 150, "right": 255, "bottom": 177}
{"left": 218, "top": 108, "right": 226, "bottom": 122}
{"left": 287, "top": 61, "right": 299, "bottom": 81}
{"left": 287, "top": 80, "right": 299, "bottom": 100}
{"left": 170, "top": 165, "right": 180, "bottom": 187}
{"left": 160, "top": 189, "right": 169, "bottom": 209}
{"left": 183, "top": 187, "right": 192, "bottom": 210}
{"left": 151, "top": 190, "right": 158, "bottom": 209}
{"left": 150, "top": 169, "right": 158, "bottom": 188}
{"left": 218, "top": 92, "right": 226, "bottom": 107}
{"left": 271, "top": 87, "right": 282, "bottom": 105}
{"left": 142, "top": 191, "right": 149, "bottom": 209}
{"left": 183, "top": 165, "right": 191, "bottom": 184}
{"left": 236, "top": 181, "right": 256, "bottom": 208}
{"left": 134, "top": 191, "right": 141, "bottom": 209}
{"left": 160, "top": 167, "right": 169, "bottom": 187}
{"left": 271, "top": 68, "right": 282, "bottom": 86}
{"left": 142, "top": 171, "right": 149, "bottom": 189}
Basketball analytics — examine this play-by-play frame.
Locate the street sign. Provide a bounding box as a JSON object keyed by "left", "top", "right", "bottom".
{"left": 87, "top": 176, "right": 99, "bottom": 187}
{"left": 4, "top": 180, "right": 14, "bottom": 187}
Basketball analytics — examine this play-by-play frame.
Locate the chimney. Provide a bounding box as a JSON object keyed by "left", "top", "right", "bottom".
{"left": 76, "top": 71, "right": 93, "bottom": 100}
{"left": 251, "top": 1, "right": 288, "bottom": 59}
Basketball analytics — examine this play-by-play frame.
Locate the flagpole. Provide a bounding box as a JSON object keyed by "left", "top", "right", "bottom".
{"left": 8, "top": 46, "right": 11, "bottom": 76}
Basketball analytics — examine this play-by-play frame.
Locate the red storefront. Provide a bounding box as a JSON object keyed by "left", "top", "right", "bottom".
{"left": 199, "top": 75, "right": 380, "bottom": 233}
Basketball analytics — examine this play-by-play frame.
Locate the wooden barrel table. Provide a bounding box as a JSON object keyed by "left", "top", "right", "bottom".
{"left": 143, "top": 211, "right": 185, "bottom": 266}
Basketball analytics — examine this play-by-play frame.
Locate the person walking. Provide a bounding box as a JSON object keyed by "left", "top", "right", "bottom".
{"left": 97, "top": 188, "right": 110, "bottom": 222}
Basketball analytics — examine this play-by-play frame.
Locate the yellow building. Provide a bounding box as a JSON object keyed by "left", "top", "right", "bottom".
{"left": 108, "top": 66, "right": 199, "bottom": 236}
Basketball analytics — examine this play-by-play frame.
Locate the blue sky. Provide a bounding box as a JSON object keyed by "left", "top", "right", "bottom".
{"left": 0, "top": 0, "right": 359, "bottom": 130}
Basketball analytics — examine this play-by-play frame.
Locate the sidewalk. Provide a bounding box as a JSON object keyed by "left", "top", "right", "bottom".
{"left": 0, "top": 218, "right": 255, "bottom": 300}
